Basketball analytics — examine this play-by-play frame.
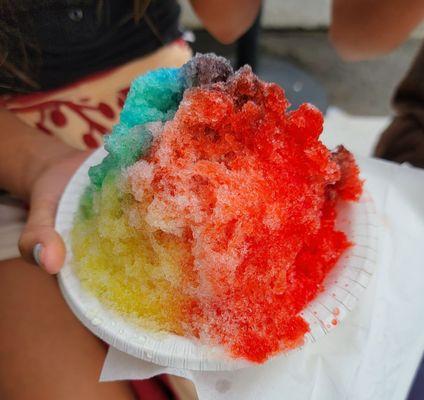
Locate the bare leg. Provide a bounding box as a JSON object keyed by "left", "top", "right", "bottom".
{"left": 0, "top": 258, "right": 136, "bottom": 400}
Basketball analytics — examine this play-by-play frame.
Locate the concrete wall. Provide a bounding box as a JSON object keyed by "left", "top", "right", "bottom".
{"left": 179, "top": 0, "right": 424, "bottom": 38}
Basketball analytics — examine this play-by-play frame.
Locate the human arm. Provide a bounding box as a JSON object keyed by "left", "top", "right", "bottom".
{"left": 0, "top": 108, "right": 89, "bottom": 273}
{"left": 330, "top": 0, "right": 424, "bottom": 61}
{"left": 189, "top": 0, "right": 261, "bottom": 44}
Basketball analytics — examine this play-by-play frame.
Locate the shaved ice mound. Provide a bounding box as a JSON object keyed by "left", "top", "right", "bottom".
{"left": 71, "top": 53, "right": 363, "bottom": 363}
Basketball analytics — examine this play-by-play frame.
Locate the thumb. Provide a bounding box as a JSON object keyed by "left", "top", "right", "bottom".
{"left": 19, "top": 192, "right": 65, "bottom": 274}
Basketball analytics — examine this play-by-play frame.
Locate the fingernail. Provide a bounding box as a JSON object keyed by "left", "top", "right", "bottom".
{"left": 33, "top": 243, "right": 44, "bottom": 267}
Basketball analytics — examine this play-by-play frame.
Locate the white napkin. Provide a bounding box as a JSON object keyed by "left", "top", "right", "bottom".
{"left": 100, "top": 156, "right": 424, "bottom": 400}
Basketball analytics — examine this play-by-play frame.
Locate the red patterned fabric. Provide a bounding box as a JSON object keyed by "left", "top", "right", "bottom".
{"left": 131, "top": 375, "right": 177, "bottom": 400}
{"left": 0, "top": 39, "right": 191, "bottom": 151}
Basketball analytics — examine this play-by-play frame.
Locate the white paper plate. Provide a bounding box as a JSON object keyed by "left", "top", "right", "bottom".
{"left": 55, "top": 147, "right": 378, "bottom": 371}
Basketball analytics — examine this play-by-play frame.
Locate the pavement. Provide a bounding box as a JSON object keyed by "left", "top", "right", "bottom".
{"left": 190, "top": 30, "right": 422, "bottom": 116}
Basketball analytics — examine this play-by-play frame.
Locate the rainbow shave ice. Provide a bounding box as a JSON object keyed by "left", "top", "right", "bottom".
{"left": 72, "top": 54, "right": 363, "bottom": 363}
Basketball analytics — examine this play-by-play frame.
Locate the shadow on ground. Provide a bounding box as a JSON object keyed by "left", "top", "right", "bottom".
{"left": 190, "top": 30, "right": 422, "bottom": 116}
